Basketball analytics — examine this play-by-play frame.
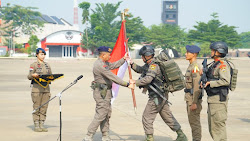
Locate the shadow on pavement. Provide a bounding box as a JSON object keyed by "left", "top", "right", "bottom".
{"left": 92, "top": 130, "right": 173, "bottom": 141}
{"left": 27, "top": 124, "right": 58, "bottom": 131}
{"left": 239, "top": 118, "right": 250, "bottom": 123}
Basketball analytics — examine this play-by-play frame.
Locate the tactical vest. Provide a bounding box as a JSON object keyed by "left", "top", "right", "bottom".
{"left": 225, "top": 60, "right": 238, "bottom": 91}
{"left": 205, "top": 61, "right": 229, "bottom": 101}
{"left": 154, "top": 49, "right": 185, "bottom": 93}
{"left": 139, "top": 64, "right": 165, "bottom": 95}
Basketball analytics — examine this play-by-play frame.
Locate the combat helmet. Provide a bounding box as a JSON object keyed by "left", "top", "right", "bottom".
{"left": 139, "top": 45, "right": 155, "bottom": 56}
{"left": 210, "top": 41, "right": 228, "bottom": 57}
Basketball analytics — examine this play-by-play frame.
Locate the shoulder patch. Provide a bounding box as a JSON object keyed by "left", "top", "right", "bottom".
{"left": 219, "top": 64, "right": 226, "bottom": 69}
{"left": 192, "top": 65, "right": 200, "bottom": 73}
{"left": 220, "top": 65, "right": 226, "bottom": 72}
{"left": 149, "top": 64, "right": 157, "bottom": 70}
{"left": 29, "top": 67, "right": 34, "bottom": 72}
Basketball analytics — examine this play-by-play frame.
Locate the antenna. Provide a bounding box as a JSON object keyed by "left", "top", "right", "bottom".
{"left": 73, "top": 0, "right": 79, "bottom": 26}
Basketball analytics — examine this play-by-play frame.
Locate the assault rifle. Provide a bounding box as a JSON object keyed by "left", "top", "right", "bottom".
{"left": 138, "top": 75, "right": 172, "bottom": 105}
{"left": 148, "top": 83, "right": 172, "bottom": 105}
{"left": 199, "top": 59, "right": 208, "bottom": 96}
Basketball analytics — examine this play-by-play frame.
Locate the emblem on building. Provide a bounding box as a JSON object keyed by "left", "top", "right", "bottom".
{"left": 65, "top": 31, "right": 73, "bottom": 40}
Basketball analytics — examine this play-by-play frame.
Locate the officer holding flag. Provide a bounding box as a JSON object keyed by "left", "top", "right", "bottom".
{"left": 84, "top": 46, "right": 134, "bottom": 141}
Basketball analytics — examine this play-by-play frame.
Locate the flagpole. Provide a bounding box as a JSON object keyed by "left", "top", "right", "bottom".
{"left": 122, "top": 9, "right": 137, "bottom": 114}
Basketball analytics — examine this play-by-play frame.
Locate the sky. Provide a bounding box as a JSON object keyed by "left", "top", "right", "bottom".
{"left": 2, "top": 0, "right": 250, "bottom": 33}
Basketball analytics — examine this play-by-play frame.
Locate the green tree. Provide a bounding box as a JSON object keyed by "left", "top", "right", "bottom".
{"left": 199, "top": 42, "right": 211, "bottom": 57}
{"left": 238, "top": 32, "right": 250, "bottom": 48}
{"left": 86, "top": 2, "right": 122, "bottom": 50}
{"left": 0, "top": 4, "right": 44, "bottom": 36}
{"left": 0, "top": 4, "right": 44, "bottom": 55}
{"left": 79, "top": 2, "right": 91, "bottom": 48}
{"left": 145, "top": 24, "right": 186, "bottom": 52}
{"left": 124, "top": 14, "right": 146, "bottom": 46}
{"left": 188, "top": 13, "right": 240, "bottom": 50}
{"left": 28, "top": 35, "right": 39, "bottom": 54}
{"left": 80, "top": 2, "right": 147, "bottom": 51}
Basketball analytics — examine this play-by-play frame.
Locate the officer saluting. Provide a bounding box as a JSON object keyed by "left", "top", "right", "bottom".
{"left": 84, "top": 46, "right": 134, "bottom": 141}
{"left": 129, "top": 45, "right": 187, "bottom": 141}
{"left": 184, "top": 45, "right": 202, "bottom": 141}
{"left": 27, "top": 48, "right": 52, "bottom": 132}
{"left": 202, "top": 42, "right": 231, "bottom": 141}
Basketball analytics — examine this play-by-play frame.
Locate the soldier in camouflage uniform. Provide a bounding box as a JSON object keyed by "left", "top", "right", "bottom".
{"left": 84, "top": 46, "right": 134, "bottom": 141}
{"left": 129, "top": 45, "right": 187, "bottom": 141}
{"left": 27, "top": 48, "right": 51, "bottom": 132}
{"left": 184, "top": 45, "right": 202, "bottom": 141}
{"left": 202, "top": 42, "right": 231, "bottom": 141}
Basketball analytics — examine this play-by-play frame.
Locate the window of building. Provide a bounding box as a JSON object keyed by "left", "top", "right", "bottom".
{"left": 166, "top": 14, "right": 169, "bottom": 19}
{"left": 166, "top": 5, "right": 170, "bottom": 9}
{"left": 173, "top": 5, "right": 177, "bottom": 9}
{"left": 166, "top": 4, "right": 176, "bottom": 10}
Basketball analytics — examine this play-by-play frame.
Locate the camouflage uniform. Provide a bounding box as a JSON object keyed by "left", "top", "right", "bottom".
{"left": 184, "top": 60, "right": 202, "bottom": 141}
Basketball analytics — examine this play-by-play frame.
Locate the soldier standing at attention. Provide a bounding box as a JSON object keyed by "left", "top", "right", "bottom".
{"left": 202, "top": 42, "right": 231, "bottom": 141}
{"left": 129, "top": 45, "right": 187, "bottom": 141}
{"left": 27, "top": 48, "right": 52, "bottom": 132}
{"left": 184, "top": 45, "right": 202, "bottom": 141}
{"left": 84, "top": 46, "right": 134, "bottom": 141}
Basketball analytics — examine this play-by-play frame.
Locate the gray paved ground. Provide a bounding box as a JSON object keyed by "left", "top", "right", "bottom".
{"left": 0, "top": 57, "right": 249, "bottom": 141}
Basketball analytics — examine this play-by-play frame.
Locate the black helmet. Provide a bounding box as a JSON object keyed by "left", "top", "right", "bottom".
{"left": 139, "top": 45, "right": 155, "bottom": 56}
{"left": 210, "top": 41, "right": 228, "bottom": 57}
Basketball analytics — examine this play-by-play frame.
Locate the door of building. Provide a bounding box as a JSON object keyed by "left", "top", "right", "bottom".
{"left": 62, "top": 46, "right": 73, "bottom": 58}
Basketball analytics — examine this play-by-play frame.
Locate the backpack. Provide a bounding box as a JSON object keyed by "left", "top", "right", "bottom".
{"left": 154, "top": 49, "right": 185, "bottom": 93}
{"left": 225, "top": 59, "right": 238, "bottom": 91}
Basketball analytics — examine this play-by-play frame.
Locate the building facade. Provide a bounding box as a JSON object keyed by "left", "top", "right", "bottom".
{"left": 15, "top": 15, "right": 79, "bottom": 44}
{"left": 228, "top": 49, "right": 250, "bottom": 57}
{"left": 162, "top": 0, "right": 178, "bottom": 25}
{"left": 37, "top": 30, "right": 84, "bottom": 58}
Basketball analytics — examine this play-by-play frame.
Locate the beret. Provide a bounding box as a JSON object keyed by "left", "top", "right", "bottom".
{"left": 186, "top": 45, "right": 200, "bottom": 53}
{"left": 36, "top": 48, "right": 46, "bottom": 55}
{"left": 97, "top": 46, "right": 112, "bottom": 53}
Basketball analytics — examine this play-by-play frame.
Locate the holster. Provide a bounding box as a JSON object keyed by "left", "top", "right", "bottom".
{"left": 91, "top": 81, "right": 111, "bottom": 99}
{"left": 219, "top": 88, "right": 228, "bottom": 101}
{"left": 184, "top": 88, "right": 193, "bottom": 94}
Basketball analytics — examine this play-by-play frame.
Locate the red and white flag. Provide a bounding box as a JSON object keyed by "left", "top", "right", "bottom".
{"left": 109, "top": 21, "right": 128, "bottom": 104}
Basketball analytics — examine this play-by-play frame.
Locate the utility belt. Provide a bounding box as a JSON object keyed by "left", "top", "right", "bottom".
{"left": 206, "top": 86, "right": 229, "bottom": 102}
{"left": 184, "top": 88, "right": 203, "bottom": 99}
{"left": 90, "top": 81, "right": 112, "bottom": 99}
{"left": 91, "top": 81, "right": 112, "bottom": 90}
